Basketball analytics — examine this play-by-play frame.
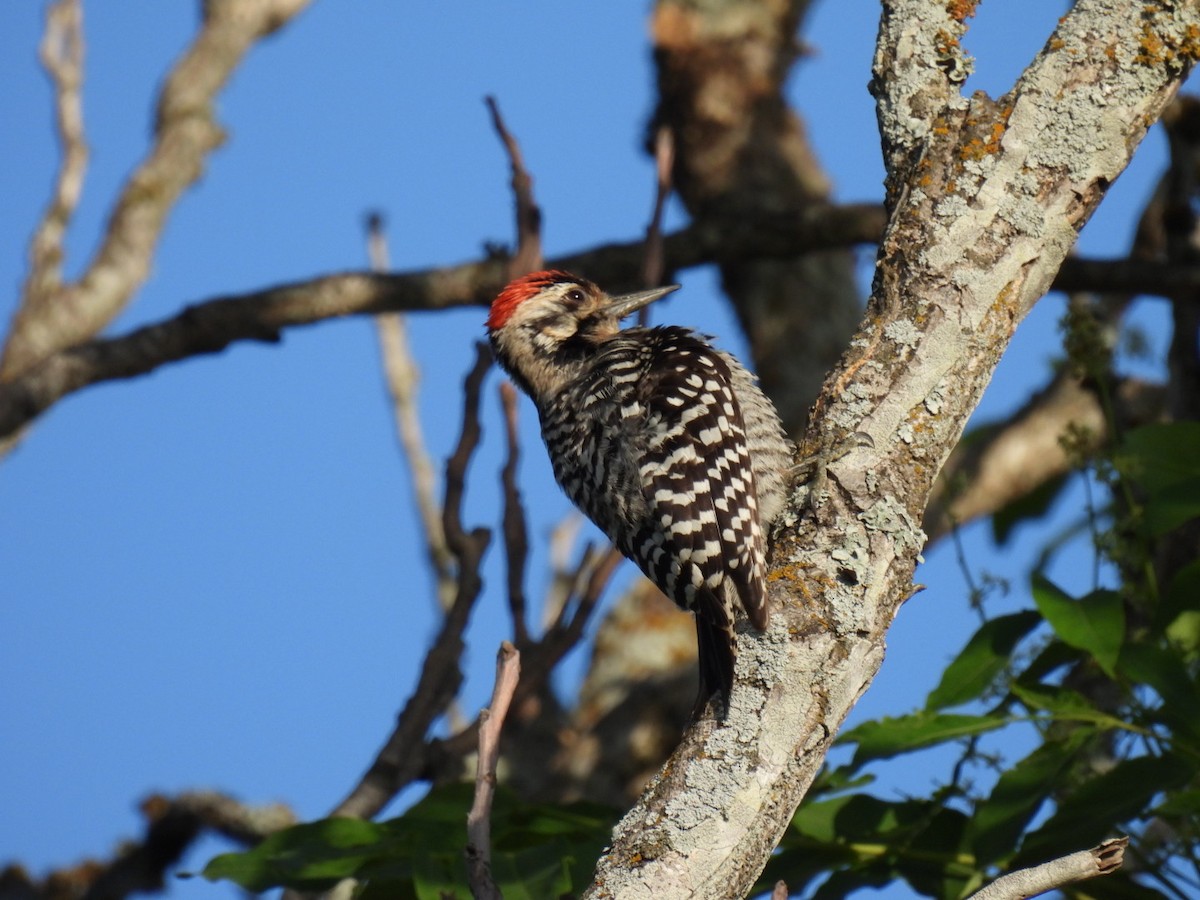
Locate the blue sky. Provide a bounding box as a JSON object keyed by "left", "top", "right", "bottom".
{"left": 0, "top": 2, "right": 1185, "bottom": 897}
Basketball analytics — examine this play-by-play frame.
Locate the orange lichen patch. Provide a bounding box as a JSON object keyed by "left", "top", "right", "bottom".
{"left": 1135, "top": 21, "right": 1200, "bottom": 68}
{"left": 947, "top": 0, "right": 978, "bottom": 23}
{"left": 945, "top": 0, "right": 974, "bottom": 22}
{"left": 958, "top": 104, "right": 1013, "bottom": 162}
{"left": 933, "top": 28, "right": 959, "bottom": 54}
{"left": 1049, "top": 37, "right": 1066, "bottom": 51}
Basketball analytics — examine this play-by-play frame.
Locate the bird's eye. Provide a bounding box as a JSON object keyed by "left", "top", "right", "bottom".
{"left": 565, "top": 288, "right": 585, "bottom": 304}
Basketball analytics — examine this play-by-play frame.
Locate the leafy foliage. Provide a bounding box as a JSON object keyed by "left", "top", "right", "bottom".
{"left": 203, "top": 782, "right": 616, "bottom": 898}
{"left": 202, "top": 424, "right": 1200, "bottom": 899}
{"left": 760, "top": 419, "right": 1200, "bottom": 898}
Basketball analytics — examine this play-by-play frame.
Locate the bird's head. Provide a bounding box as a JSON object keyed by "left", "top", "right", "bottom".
{"left": 486, "top": 270, "right": 678, "bottom": 398}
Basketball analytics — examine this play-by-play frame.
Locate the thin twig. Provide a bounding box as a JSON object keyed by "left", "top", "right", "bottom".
{"left": 640, "top": 126, "right": 675, "bottom": 326}
{"left": 421, "top": 545, "right": 622, "bottom": 776}
{"left": 367, "top": 212, "right": 456, "bottom": 609}
{"left": 967, "top": 837, "right": 1127, "bottom": 900}
{"left": 465, "top": 642, "right": 522, "bottom": 900}
{"left": 443, "top": 343, "right": 493, "bottom": 553}
{"left": 23, "top": 0, "right": 88, "bottom": 313}
{"left": 558, "top": 546, "right": 623, "bottom": 647}
{"left": 499, "top": 382, "right": 530, "bottom": 645}
{"left": 330, "top": 344, "right": 493, "bottom": 820}
{"left": 541, "top": 515, "right": 585, "bottom": 631}
{"left": 486, "top": 96, "right": 542, "bottom": 277}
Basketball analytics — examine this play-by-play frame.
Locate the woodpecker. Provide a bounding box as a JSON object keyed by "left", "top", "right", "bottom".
{"left": 487, "top": 270, "right": 794, "bottom": 709}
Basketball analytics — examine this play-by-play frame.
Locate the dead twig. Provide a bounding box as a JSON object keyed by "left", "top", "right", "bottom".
{"left": 330, "top": 344, "right": 493, "bottom": 820}
{"left": 640, "top": 126, "right": 675, "bottom": 326}
{"left": 422, "top": 543, "right": 622, "bottom": 777}
{"left": 967, "top": 837, "right": 1127, "bottom": 900}
{"left": 499, "top": 383, "right": 531, "bottom": 645}
{"left": 486, "top": 96, "right": 542, "bottom": 277}
{"left": 540, "top": 514, "right": 585, "bottom": 631}
{"left": 465, "top": 642, "right": 522, "bottom": 900}
{"left": 23, "top": 0, "right": 87, "bottom": 313}
{"left": 367, "top": 212, "right": 456, "bottom": 610}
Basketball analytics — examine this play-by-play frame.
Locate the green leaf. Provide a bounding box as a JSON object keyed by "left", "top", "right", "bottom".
{"left": 1120, "top": 424, "right": 1200, "bottom": 535}
{"left": 894, "top": 806, "right": 972, "bottom": 900}
{"left": 204, "top": 782, "right": 616, "bottom": 897}
{"left": 1143, "top": 475, "right": 1200, "bottom": 535}
{"left": 967, "top": 733, "right": 1089, "bottom": 866}
{"left": 203, "top": 817, "right": 388, "bottom": 892}
{"left": 1120, "top": 422, "right": 1200, "bottom": 493}
{"left": 1162, "top": 559, "right": 1200, "bottom": 653}
{"left": 1152, "top": 789, "right": 1200, "bottom": 818}
{"left": 1031, "top": 576, "right": 1124, "bottom": 677}
{"left": 838, "top": 712, "right": 1007, "bottom": 764}
{"left": 1117, "top": 641, "right": 1200, "bottom": 744}
{"left": 1008, "top": 681, "right": 1128, "bottom": 730}
{"left": 1016, "top": 753, "right": 1193, "bottom": 865}
{"left": 925, "top": 611, "right": 1042, "bottom": 710}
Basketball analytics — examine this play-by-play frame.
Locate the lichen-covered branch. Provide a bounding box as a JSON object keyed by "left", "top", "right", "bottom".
{"left": 583, "top": 0, "right": 1197, "bottom": 896}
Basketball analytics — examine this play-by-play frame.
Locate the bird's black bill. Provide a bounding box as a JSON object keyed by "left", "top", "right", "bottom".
{"left": 604, "top": 284, "right": 680, "bottom": 319}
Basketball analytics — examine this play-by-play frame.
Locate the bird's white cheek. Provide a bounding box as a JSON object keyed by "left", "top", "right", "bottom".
{"left": 542, "top": 320, "right": 578, "bottom": 341}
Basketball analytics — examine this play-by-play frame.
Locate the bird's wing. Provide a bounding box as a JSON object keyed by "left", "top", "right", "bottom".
{"left": 631, "top": 330, "right": 770, "bottom": 634}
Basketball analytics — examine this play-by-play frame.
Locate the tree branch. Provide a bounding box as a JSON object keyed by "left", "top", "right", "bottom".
{"left": 583, "top": 1, "right": 1198, "bottom": 895}
{"left": 465, "top": 642, "right": 522, "bottom": 900}
{"left": 924, "top": 373, "right": 1164, "bottom": 543}
{"left": 499, "top": 382, "right": 531, "bottom": 646}
{"left": 1, "top": 0, "right": 314, "bottom": 381}
{"left": 0, "top": 791, "right": 295, "bottom": 900}
{"left": 330, "top": 344, "right": 493, "bottom": 820}
{"left": 5, "top": 200, "right": 1188, "bottom": 444}
{"left": 22, "top": 0, "right": 87, "bottom": 315}
{"left": 967, "top": 837, "right": 1128, "bottom": 900}
{"left": 486, "top": 96, "right": 542, "bottom": 277}
{"left": 368, "top": 213, "right": 457, "bottom": 610}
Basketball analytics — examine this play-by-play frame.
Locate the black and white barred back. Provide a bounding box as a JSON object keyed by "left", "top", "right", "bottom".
{"left": 486, "top": 271, "right": 794, "bottom": 706}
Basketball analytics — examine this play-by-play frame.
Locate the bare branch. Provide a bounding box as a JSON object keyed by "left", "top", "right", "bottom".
{"left": 967, "top": 837, "right": 1128, "bottom": 900}
{"left": 540, "top": 514, "right": 585, "bottom": 631}
{"left": 368, "top": 212, "right": 456, "bottom": 609}
{"left": 465, "top": 642, "right": 522, "bottom": 900}
{"left": 23, "top": 0, "right": 88, "bottom": 313}
{"left": 0, "top": 790, "right": 294, "bottom": 900}
{"left": 500, "top": 382, "right": 531, "bottom": 645}
{"left": 330, "top": 344, "right": 493, "bottom": 820}
{"left": 2, "top": 0, "right": 315, "bottom": 381}
{"left": 486, "top": 96, "right": 542, "bottom": 277}
{"left": 641, "top": 126, "right": 674, "bottom": 293}
{"left": 422, "top": 544, "right": 622, "bottom": 778}
{"left": 9, "top": 205, "right": 1188, "bottom": 441}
